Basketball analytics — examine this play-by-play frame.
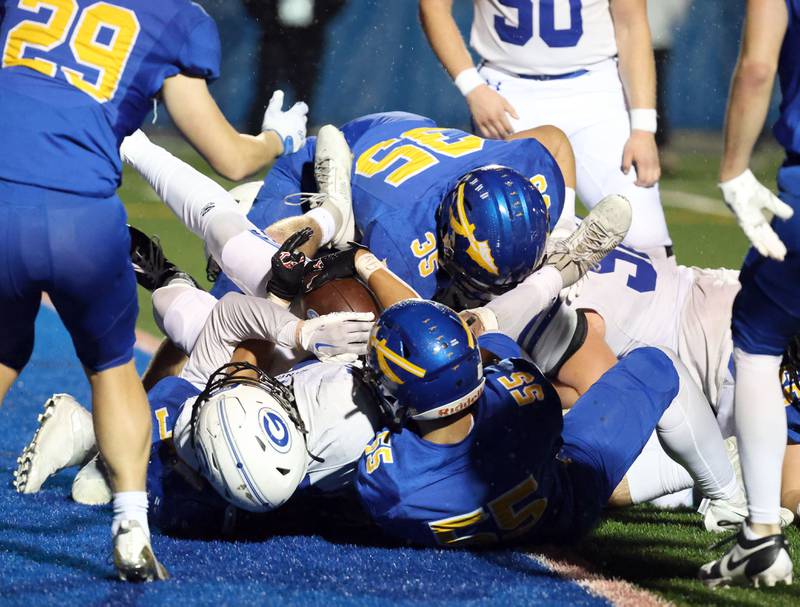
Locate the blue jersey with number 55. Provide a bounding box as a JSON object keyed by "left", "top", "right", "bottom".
{"left": 354, "top": 353, "right": 572, "bottom": 548}
{"left": 254, "top": 112, "right": 564, "bottom": 299}
{"left": 0, "top": 0, "right": 220, "bottom": 197}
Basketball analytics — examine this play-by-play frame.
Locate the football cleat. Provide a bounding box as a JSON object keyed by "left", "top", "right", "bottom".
{"left": 14, "top": 394, "right": 96, "bottom": 494}
{"left": 129, "top": 225, "right": 198, "bottom": 292}
{"left": 545, "top": 194, "right": 632, "bottom": 288}
{"left": 699, "top": 530, "right": 793, "bottom": 588}
{"left": 314, "top": 125, "right": 354, "bottom": 249}
{"left": 72, "top": 453, "right": 112, "bottom": 505}
{"left": 113, "top": 520, "right": 170, "bottom": 582}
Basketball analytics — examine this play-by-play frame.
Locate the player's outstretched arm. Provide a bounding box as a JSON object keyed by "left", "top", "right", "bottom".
{"left": 718, "top": 0, "right": 792, "bottom": 260}
{"left": 419, "top": 0, "right": 518, "bottom": 139}
{"left": 162, "top": 75, "right": 307, "bottom": 181}
{"left": 611, "top": 0, "right": 660, "bottom": 187}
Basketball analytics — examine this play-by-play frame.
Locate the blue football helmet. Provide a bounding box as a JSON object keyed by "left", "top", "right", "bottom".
{"left": 366, "top": 299, "right": 484, "bottom": 421}
{"left": 437, "top": 165, "right": 549, "bottom": 295}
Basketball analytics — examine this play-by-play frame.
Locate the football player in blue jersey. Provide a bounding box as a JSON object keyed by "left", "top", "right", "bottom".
{"left": 699, "top": 0, "right": 800, "bottom": 587}
{"left": 210, "top": 111, "right": 583, "bottom": 302}
{"left": 0, "top": 0, "right": 307, "bottom": 581}
{"left": 354, "top": 299, "right": 745, "bottom": 549}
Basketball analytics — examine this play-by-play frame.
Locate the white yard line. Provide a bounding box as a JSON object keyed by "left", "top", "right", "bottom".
{"left": 660, "top": 189, "right": 732, "bottom": 218}
{"left": 528, "top": 549, "right": 673, "bottom": 607}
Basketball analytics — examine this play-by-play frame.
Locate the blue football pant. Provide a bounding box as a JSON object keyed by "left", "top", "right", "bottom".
{"left": 733, "top": 161, "right": 800, "bottom": 355}
{"left": 0, "top": 182, "right": 137, "bottom": 372}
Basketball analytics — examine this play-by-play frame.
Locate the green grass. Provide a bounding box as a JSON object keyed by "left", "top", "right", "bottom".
{"left": 120, "top": 133, "right": 797, "bottom": 606}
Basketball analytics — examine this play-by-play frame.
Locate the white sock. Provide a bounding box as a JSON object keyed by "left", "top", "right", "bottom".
{"left": 550, "top": 187, "right": 577, "bottom": 240}
{"left": 734, "top": 347, "right": 786, "bottom": 525}
{"left": 112, "top": 491, "right": 149, "bottom": 538}
{"left": 655, "top": 349, "right": 738, "bottom": 501}
{"left": 626, "top": 432, "right": 694, "bottom": 504}
{"left": 306, "top": 207, "right": 337, "bottom": 245}
{"left": 218, "top": 229, "right": 281, "bottom": 297}
{"left": 153, "top": 284, "right": 218, "bottom": 354}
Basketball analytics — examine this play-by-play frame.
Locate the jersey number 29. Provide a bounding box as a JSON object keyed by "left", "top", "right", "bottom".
{"left": 495, "top": 0, "right": 583, "bottom": 48}
{"left": 3, "top": 0, "right": 140, "bottom": 103}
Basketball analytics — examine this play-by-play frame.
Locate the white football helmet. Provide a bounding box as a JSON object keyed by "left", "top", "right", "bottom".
{"left": 191, "top": 363, "right": 308, "bottom": 513}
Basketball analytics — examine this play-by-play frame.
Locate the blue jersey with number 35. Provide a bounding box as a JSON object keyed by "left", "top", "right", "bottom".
{"left": 254, "top": 112, "right": 564, "bottom": 299}
{"left": 0, "top": 0, "right": 220, "bottom": 197}
{"left": 354, "top": 353, "right": 574, "bottom": 548}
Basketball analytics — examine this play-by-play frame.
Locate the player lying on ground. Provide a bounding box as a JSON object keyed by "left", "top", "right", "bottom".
{"left": 123, "top": 119, "right": 636, "bottom": 418}
{"left": 354, "top": 300, "right": 743, "bottom": 548}
{"left": 516, "top": 231, "right": 800, "bottom": 528}
{"left": 13, "top": 237, "right": 405, "bottom": 531}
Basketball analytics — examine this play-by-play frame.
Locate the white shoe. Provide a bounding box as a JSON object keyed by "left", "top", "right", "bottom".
{"left": 14, "top": 394, "right": 96, "bottom": 494}
{"left": 699, "top": 530, "right": 793, "bottom": 588}
{"left": 545, "top": 194, "right": 632, "bottom": 288}
{"left": 113, "top": 520, "right": 170, "bottom": 582}
{"left": 699, "top": 437, "right": 795, "bottom": 531}
{"left": 314, "top": 124, "right": 354, "bottom": 248}
{"left": 72, "top": 453, "right": 112, "bottom": 505}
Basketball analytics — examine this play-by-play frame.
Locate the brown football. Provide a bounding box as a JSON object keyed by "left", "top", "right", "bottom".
{"left": 297, "top": 277, "right": 381, "bottom": 319}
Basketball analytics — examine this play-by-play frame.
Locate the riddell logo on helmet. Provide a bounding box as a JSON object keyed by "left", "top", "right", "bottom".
{"left": 436, "top": 390, "right": 482, "bottom": 417}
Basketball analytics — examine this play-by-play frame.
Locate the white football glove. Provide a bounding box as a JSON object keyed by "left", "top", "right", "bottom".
{"left": 297, "top": 311, "right": 375, "bottom": 362}
{"left": 262, "top": 90, "right": 308, "bottom": 156}
{"left": 119, "top": 129, "right": 153, "bottom": 165}
{"left": 720, "top": 169, "right": 794, "bottom": 261}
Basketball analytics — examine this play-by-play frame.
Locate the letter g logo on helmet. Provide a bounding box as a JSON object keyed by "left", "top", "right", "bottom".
{"left": 259, "top": 408, "right": 292, "bottom": 453}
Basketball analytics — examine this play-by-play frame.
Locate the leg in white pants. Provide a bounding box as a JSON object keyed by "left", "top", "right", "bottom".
{"left": 479, "top": 60, "right": 672, "bottom": 250}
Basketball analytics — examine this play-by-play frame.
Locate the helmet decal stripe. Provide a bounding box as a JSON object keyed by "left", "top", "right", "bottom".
{"left": 371, "top": 336, "right": 427, "bottom": 384}
{"left": 449, "top": 182, "right": 500, "bottom": 275}
{"left": 218, "top": 400, "right": 270, "bottom": 508}
{"left": 459, "top": 315, "right": 476, "bottom": 349}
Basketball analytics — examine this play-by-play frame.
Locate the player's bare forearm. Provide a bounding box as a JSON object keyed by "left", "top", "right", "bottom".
{"left": 720, "top": 0, "right": 787, "bottom": 181}
{"left": 511, "top": 126, "right": 576, "bottom": 189}
{"left": 162, "top": 74, "right": 282, "bottom": 181}
{"left": 356, "top": 250, "right": 420, "bottom": 308}
{"left": 611, "top": 0, "right": 656, "bottom": 110}
{"left": 419, "top": 0, "right": 473, "bottom": 78}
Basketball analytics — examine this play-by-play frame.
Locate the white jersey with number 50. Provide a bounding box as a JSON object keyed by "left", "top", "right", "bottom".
{"left": 471, "top": 0, "right": 618, "bottom": 76}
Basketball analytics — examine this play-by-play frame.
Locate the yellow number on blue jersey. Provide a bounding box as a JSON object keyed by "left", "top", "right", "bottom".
{"left": 154, "top": 407, "right": 173, "bottom": 440}
{"left": 355, "top": 128, "right": 485, "bottom": 187}
{"left": 2, "top": 0, "right": 141, "bottom": 103}
{"left": 364, "top": 430, "right": 393, "bottom": 474}
{"left": 497, "top": 372, "right": 544, "bottom": 406}
{"left": 530, "top": 174, "right": 551, "bottom": 210}
{"left": 410, "top": 232, "right": 439, "bottom": 278}
{"left": 428, "top": 474, "right": 546, "bottom": 546}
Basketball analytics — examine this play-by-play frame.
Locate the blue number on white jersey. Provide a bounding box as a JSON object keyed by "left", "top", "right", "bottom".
{"left": 592, "top": 245, "right": 657, "bottom": 293}
{"left": 494, "top": 0, "right": 583, "bottom": 48}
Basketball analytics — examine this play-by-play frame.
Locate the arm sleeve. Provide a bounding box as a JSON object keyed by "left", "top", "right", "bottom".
{"left": 180, "top": 292, "right": 300, "bottom": 388}
{"left": 517, "top": 302, "right": 587, "bottom": 377}
{"left": 485, "top": 265, "right": 563, "bottom": 340}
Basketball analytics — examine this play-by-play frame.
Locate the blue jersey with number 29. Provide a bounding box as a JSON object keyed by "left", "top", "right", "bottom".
{"left": 254, "top": 112, "right": 564, "bottom": 299}
{"left": 0, "top": 0, "right": 220, "bottom": 197}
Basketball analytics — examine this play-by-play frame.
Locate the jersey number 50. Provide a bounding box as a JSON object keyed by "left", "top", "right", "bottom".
{"left": 495, "top": 0, "right": 583, "bottom": 48}
{"left": 3, "top": 0, "right": 140, "bottom": 103}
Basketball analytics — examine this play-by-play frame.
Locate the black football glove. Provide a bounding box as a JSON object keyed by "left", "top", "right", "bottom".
{"left": 303, "top": 242, "right": 370, "bottom": 292}
{"left": 266, "top": 227, "right": 314, "bottom": 302}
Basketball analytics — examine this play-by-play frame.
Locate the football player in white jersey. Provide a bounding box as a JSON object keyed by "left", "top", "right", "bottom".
{"left": 419, "top": 0, "right": 671, "bottom": 251}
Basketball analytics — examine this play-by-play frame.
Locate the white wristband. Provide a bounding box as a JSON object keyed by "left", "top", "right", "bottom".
{"left": 629, "top": 109, "right": 657, "bottom": 133}
{"left": 355, "top": 252, "right": 384, "bottom": 282}
{"left": 454, "top": 67, "right": 486, "bottom": 97}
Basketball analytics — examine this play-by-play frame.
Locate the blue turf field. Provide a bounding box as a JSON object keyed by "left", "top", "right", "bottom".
{"left": 0, "top": 307, "right": 610, "bottom": 606}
